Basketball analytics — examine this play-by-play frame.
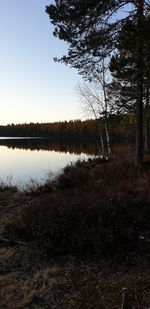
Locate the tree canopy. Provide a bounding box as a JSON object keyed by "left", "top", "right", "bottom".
{"left": 109, "top": 15, "right": 150, "bottom": 112}
{"left": 46, "top": 1, "right": 147, "bottom": 76}
{"left": 46, "top": 0, "right": 150, "bottom": 164}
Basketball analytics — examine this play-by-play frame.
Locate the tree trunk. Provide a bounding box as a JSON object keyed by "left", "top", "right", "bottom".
{"left": 100, "top": 128, "right": 104, "bottom": 157}
{"left": 145, "top": 118, "right": 150, "bottom": 151}
{"left": 144, "top": 69, "right": 150, "bottom": 151}
{"left": 97, "top": 119, "right": 104, "bottom": 157}
{"left": 144, "top": 108, "right": 150, "bottom": 153}
{"left": 102, "top": 59, "right": 111, "bottom": 158}
{"left": 105, "top": 122, "right": 111, "bottom": 158}
{"left": 135, "top": 0, "right": 144, "bottom": 165}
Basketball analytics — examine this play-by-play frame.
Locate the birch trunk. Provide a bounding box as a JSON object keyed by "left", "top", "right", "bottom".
{"left": 135, "top": 0, "right": 144, "bottom": 165}
{"left": 144, "top": 69, "right": 150, "bottom": 151}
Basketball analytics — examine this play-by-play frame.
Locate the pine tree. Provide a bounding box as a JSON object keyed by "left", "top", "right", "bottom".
{"left": 109, "top": 15, "right": 150, "bottom": 150}
{"left": 46, "top": 0, "right": 150, "bottom": 165}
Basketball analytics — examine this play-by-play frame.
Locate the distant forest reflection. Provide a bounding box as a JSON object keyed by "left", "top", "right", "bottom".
{"left": 0, "top": 137, "right": 134, "bottom": 187}
{"left": 0, "top": 138, "right": 100, "bottom": 156}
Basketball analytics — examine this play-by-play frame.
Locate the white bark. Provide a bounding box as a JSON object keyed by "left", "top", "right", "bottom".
{"left": 77, "top": 58, "right": 112, "bottom": 158}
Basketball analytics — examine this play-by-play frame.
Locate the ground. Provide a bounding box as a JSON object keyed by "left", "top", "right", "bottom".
{"left": 0, "top": 156, "right": 150, "bottom": 308}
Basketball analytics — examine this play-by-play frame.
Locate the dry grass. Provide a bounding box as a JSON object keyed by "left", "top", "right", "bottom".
{"left": 0, "top": 252, "right": 150, "bottom": 308}
{"left": 0, "top": 152, "right": 150, "bottom": 308}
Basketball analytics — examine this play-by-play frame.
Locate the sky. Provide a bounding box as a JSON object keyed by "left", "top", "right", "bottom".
{"left": 0, "top": 0, "right": 82, "bottom": 125}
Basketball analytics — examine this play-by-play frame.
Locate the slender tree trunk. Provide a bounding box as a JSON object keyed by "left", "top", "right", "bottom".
{"left": 97, "top": 119, "right": 104, "bottom": 157}
{"left": 144, "top": 70, "right": 150, "bottom": 151}
{"left": 145, "top": 103, "right": 150, "bottom": 152}
{"left": 100, "top": 127, "right": 104, "bottom": 157}
{"left": 105, "top": 122, "right": 111, "bottom": 158}
{"left": 135, "top": 0, "right": 144, "bottom": 165}
{"left": 145, "top": 118, "right": 150, "bottom": 151}
{"left": 102, "top": 59, "right": 111, "bottom": 158}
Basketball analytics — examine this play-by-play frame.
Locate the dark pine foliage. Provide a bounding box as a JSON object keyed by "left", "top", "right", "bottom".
{"left": 46, "top": 0, "right": 150, "bottom": 165}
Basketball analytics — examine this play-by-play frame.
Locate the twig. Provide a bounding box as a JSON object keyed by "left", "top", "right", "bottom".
{"left": 0, "top": 202, "right": 22, "bottom": 209}
{"left": 121, "top": 287, "right": 127, "bottom": 309}
{"left": 0, "top": 236, "right": 27, "bottom": 246}
{"left": 0, "top": 261, "right": 37, "bottom": 275}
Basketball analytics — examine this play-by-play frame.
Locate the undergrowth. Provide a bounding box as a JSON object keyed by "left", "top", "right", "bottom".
{"left": 3, "top": 156, "right": 150, "bottom": 260}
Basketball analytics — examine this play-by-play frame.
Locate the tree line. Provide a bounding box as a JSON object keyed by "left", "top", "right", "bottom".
{"left": 0, "top": 116, "right": 135, "bottom": 143}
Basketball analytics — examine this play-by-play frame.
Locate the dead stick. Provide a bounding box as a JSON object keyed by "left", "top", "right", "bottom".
{"left": 0, "top": 236, "right": 27, "bottom": 246}
{"left": 121, "top": 287, "right": 127, "bottom": 309}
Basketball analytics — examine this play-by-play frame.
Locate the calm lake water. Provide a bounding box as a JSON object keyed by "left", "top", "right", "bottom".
{"left": 0, "top": 138, "right": 97, "bottom": 188}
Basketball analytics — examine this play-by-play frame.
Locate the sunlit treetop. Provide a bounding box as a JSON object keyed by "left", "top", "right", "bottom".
{"left": 46, "top": 0, "right": 150, "bottom": 79}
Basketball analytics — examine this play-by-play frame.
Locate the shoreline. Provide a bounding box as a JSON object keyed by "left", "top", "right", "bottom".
{"left": 0, "top": 156, "right": 150, "bottom": 308}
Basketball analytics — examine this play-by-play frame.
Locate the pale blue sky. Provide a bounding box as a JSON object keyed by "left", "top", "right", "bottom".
{"left": 0, "top": 0, "right": 81, "bottom": 125}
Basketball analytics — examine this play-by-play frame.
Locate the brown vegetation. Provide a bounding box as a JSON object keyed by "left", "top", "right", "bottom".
{"left": 0, "top": 152, "right": 150, "bottom": 308}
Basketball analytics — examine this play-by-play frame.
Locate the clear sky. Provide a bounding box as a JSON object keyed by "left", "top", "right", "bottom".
{"left": 0, "top": 0, "right": 82, "bottom": 125}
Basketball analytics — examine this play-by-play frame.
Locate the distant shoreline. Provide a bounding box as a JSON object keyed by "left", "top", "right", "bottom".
{"left": 0, "top": 136, "right": 47, "bottom": 140}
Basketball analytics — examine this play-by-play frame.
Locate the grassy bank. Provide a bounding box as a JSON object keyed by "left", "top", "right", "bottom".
{"left": 0, "top": 152, "right": 150, "bottom": 308}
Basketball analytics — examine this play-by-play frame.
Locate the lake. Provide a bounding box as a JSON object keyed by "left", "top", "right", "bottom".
{"left": 0, "top": 138, "right": 98, "bottom": 188}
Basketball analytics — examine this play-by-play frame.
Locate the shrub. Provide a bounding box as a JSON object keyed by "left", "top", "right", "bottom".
{"left": 3, "top": 156, "right": 150, "bottom": 260}
{"left": 56, "top": 165, "right": 90, "bottom": 189}
{"left": 4, "top": 191, "right": 149, "bottom": 259}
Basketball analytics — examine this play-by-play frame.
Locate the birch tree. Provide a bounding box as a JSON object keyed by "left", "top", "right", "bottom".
{"left": 77, "top": 61, "right": 111, "bottom": 158}
{"left": 46, "top": 0, "right": 150, "bottom": 165}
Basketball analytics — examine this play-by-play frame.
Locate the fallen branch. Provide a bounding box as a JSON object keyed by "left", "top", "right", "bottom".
{"left": 0, "top": 202, "right": 22, "bottom": 209}
{"left": 121, "top": 287, "right": 127, "bottom": 309}
{"left": 0, "top": 236, "right": 27, "bottom": 246}
{"left": 0, "top": 261, "right": 37, "bottom": 275}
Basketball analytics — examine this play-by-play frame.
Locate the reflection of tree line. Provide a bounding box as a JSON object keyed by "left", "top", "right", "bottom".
{"left": 0, "top": 138, "right": 100, "bottom": 155}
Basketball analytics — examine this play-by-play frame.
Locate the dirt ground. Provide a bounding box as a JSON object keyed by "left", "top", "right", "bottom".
{"left": 0, "top": 190, "right": 150, "bottom": 309}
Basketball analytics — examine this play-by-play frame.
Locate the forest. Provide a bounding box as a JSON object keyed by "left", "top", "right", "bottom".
{"left": 0, "top": 114, "right": 135, "bottom": 142}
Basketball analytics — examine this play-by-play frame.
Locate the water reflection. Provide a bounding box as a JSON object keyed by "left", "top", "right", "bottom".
{"left": 0, "top": 138, "right": 99, "bottom": 187}
{"left": 0, "top": 138, "right": 100, "bottom": 155}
